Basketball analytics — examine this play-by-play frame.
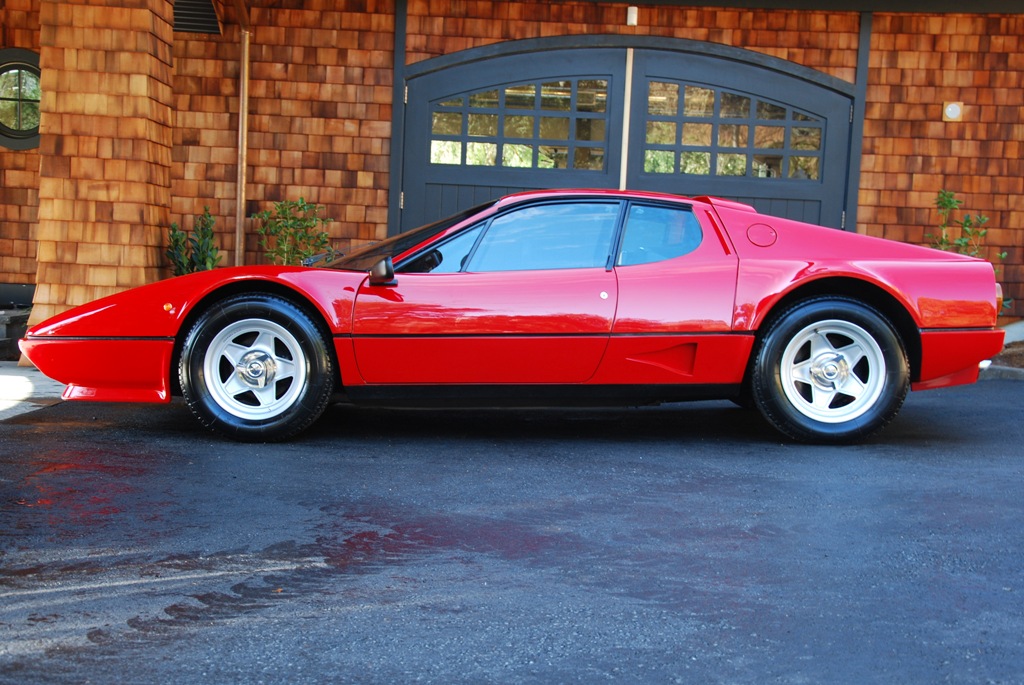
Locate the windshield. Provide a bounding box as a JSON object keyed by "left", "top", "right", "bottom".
{"left": 327, "top": 201, "right": 497, "bottom": 272}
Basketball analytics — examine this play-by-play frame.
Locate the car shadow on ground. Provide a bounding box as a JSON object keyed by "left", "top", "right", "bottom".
{"left": 2, "top": 381, "right": 1006, "bottom": 452}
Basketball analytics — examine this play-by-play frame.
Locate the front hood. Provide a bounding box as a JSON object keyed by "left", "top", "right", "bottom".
{"left": 26, "top": 267, "right": 368, "bottom": 339}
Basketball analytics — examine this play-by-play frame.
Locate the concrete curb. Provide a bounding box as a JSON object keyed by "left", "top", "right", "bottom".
{"left": 0, "top": 361, "right": 66, "bottom": 421}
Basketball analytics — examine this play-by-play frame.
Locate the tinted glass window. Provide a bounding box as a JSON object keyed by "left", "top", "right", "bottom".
{"left": 617, "top": 204, "right": 702, "bottom": 266}
{"left": 329, "top": 200, "right": 495, "bottom": 272}
{"left": 468, "top": 203, "right": 620, "bottom": 272}
{"left": 399, "top": 224, "right": 484, "bottom": 274}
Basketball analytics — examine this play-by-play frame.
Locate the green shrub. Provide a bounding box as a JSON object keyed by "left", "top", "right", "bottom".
{"left": 167, "top": 207, "right": 222, "bottom": 276}
{"left": 251, "top": 198, "right": 335, "bottom": 266}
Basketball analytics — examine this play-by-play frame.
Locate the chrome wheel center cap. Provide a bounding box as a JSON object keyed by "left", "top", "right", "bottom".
{"left": 236, "top": 351, "right": 276, "bottom": 388}
{"left": 810, "top": 353, "right": 848, "bottom": 389}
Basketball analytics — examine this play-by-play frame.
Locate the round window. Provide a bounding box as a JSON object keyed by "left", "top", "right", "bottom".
{"left": 0, "top": 49, "right": 41, "bottom": 149}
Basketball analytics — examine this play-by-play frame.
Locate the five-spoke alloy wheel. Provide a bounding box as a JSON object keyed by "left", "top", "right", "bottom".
{"left": 751, "top": 297, "right": 909, "bottom": 443}
{"left": 179, "top": 294, "right": 334, "bottom": 441}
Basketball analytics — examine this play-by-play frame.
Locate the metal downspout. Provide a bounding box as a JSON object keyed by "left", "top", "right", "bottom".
{"left": 234, "top": 0, "right": 251, "bottom": 266}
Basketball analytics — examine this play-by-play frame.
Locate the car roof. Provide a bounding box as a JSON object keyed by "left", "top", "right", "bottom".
{"left": 495, "top": 188, "right": 758, "bottom": 214}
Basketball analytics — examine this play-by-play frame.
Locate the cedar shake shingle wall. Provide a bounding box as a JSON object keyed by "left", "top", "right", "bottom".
{"left": 862, "top": 14, "right": 1023, "bottom": 315}
{"left": 28, "top": 0, "right": 174, "bottom": 325}
{"left": 0, "top": 0, "right": 41, "bottom": 287}
{"left": 406, "top": 3, "right": 861, "bottom": 83}
{"left": 172, "top": 0, "right": 394, "bottom": 264}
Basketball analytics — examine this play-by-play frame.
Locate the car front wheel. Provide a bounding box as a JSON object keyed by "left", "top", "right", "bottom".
{"left": 751, "top": 297, "right": 909, "bottom": 443}
{"left": 179, "top": 294, "right": 334, "bottom": 441}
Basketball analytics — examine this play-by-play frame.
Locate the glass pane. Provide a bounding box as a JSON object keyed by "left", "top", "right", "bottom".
{"left": 683, "top": 86, "right": 715, "bottom": 118}
{"left": 438, "top": 97, "right": 463, "bottom": 108}
{"left": 754, "top": 125, "right": 785, "bottom": 149}
{"left": 618, "top": 205, "right": 703, "bottom": 266}
{"left": 789, "top": 156, "right": 820, "bottom": 180}
{"left": 432, "top": 112, "right": 462, "bottom": 136}
{"left": 502, "top": 144, "right": 534, "bottom": 168}
{"left": 0, "top": 101, "right": 15, "bottom": 129}
{"left": 793, "top": 127, "right": 822, "bottom": 151}
{"left": 541, "top": 81, "right": 572, "bottom": 111}
{"left": 22, "top": 102, "right": 39, "bottom": 129}
{"left": 575, "top": 118, "right": 605, "bottom": 142}
{"left": 756, "top": 101, "right": 786, "bottom": 120}
{"left": 644, "top": 149, "right": 676, "bottom": 174}
{"left": 753, "top": 155, "right": 783, "bottom": 179}
{"left": 681, "top": 151, "right": 711, "bottom": 175}
{"left": 469, "top": 203, "right": 619, "bottom": 272}
{"left": 400, "top": 224, "right": 484, "bottom": 274}
{"left": 574, "top": 147, "right": 605, "bottom": 170}
{"left": 539, "top": 116, "right": 570, "bottom": 140}
{"left": 718, "top": 124, "right": 748, "bottom": 148}
{"left": 468, "top": 113, "right": 497, "bottom": 137}
{"left": 792, "top": 111, "right": 819, "bottom": 122}
{"left": 504, "top": 115, "right": 534, "bottom": 138}
{"left": 504, "top": 84, "right": 536, "bottom": 109}
{"left": 0, "top": 70, "right": 20, "bottom": 98}
{"left": 646, "top": 121, "right": 676, "bottom": 145}
{"left": 469, "top": 89, "right": 499, "bottom": 108}
{"left": 717, "top": 153, "right": 747, "bottom": 176}
{"left": 430, "top": 140, "right": 462, "bottom": 165}
{"left": 23, "top": 71, "right": 40, "bottom": 99}
{"left": 720, "top": 93, "right": 751, "bottom": 119}
{"left": 648, "top": 81, "right": 679, "bottom": 116}
{"left": 578, "top": 79, "right": 608, "bottom": 113}
{"left": 682, "top": 123, "right": 712, "bottom": 147}
{"left": 466, "top": 142, "right": 497, "bottom": 166}
{"left": 538, "top": 145, "right": 569, "bottom": 169}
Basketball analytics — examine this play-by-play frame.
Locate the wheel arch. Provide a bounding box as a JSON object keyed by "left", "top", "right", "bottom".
{"left": 751, "top": 277, "right": 922, "bottom": 382}
{"left": 169, "top": 280, "right": 342, "bottom": 397}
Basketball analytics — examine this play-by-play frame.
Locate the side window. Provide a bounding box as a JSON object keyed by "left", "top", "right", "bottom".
{"left": 399, "top": 224, "right": 484, "bottom": 274}
{"left": 617, "top": 204, "right": 703, "bottom": 266}
{"left": 467, "top": 202, "right": 619, "bottom": 272}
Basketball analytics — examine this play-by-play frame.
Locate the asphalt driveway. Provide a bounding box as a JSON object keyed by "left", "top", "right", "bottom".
{"left": 2, "top": 380, "right": 1023, "bottom": 684}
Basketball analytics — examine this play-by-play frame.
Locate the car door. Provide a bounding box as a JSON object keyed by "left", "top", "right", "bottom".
{"left": 593, "top": 201, "right": 745, "bottom": 385}
{"left": 351, "top": 201, "right": 622, "bottom": 384}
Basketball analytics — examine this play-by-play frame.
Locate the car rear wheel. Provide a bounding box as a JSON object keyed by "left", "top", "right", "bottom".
{"left": 751, "top": 297, "right": 909, "bottom": 443}
{"left": 179, "top": 294, "right": 333, "bottom": 441}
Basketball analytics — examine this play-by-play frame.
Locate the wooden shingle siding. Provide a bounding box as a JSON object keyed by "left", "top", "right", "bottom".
{"left": 172, "top": 0, "right": 394, "bottom": 262}
{"left": 28, "top": 0, "right": 174, "bottom": 326}
{"left": 860, "top": 14, "right": 1024, "bottom": 311}
{"left": 0, "top": 0, "right": 41, "bottom": 288}
{"left": 405, "top": 3, "right": 861, "bottom": 83}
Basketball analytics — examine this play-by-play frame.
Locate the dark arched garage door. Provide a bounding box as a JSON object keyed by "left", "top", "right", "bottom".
{"left": 399, "top": 38, "right": 855, "bottom": 232}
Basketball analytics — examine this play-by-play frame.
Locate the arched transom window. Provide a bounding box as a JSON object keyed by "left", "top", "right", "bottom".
{"left": 429, "top": 78, "right": 610, "bottom": 172}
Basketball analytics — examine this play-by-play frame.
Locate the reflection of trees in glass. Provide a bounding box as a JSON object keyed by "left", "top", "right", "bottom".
{"left": 430, "top": 78, "right": 608, "bottom": 171}
{"left": 683, "top": 85, "right": 714, "bottom": 117}
{"left": 0, "top": 66, "right": 41, "bottom": 132}
{"left": 681, "top": 152, "right": 710, "bottom": 175}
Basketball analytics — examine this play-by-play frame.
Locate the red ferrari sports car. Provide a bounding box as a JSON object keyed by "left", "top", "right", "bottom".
{"left": 21, "top": 189, "right": 1005, "bottom": 443}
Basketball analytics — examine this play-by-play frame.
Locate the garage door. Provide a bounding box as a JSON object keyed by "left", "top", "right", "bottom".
{"left": 401, "top": 42, "right": 853, "bottom": 232}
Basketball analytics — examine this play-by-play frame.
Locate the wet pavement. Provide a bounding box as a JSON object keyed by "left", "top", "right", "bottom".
{"left": 2, "top": 382, "right": 1024, "bottom": 684}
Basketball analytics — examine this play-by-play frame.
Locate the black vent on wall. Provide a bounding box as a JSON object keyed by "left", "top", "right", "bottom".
{"left": 174, "top": 0, "right": 221, "bottom": 34}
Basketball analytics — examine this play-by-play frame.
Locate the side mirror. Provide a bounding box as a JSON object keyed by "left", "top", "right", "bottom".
{"left": 368, "top": 256, "right": 397, "bottom": 286}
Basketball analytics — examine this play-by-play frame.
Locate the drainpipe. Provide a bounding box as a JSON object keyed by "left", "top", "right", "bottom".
{"left": 234, "top": 0, "right": 251, "bottom": 266}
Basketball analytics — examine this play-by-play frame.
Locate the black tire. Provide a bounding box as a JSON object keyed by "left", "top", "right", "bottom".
{"left": 179, "top": 294, "right": 334, "bottom": 441}
{"left": 751, "top": 297, "right": 909, "bottom": 443}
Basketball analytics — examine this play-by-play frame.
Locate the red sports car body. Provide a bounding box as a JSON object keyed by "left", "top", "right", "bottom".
{"left": 20, "top": 190, "right": 1005, "bottom": 442}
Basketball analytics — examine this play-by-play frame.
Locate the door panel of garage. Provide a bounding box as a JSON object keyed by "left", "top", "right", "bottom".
{"left": 626, "top": 50, "right": 852, "bottom": 227}
{"left": 402, "top": 49, "right": 626, "bottom": 231}
{"left": 401, "top": 44, "right": 854, "bottom": 232}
